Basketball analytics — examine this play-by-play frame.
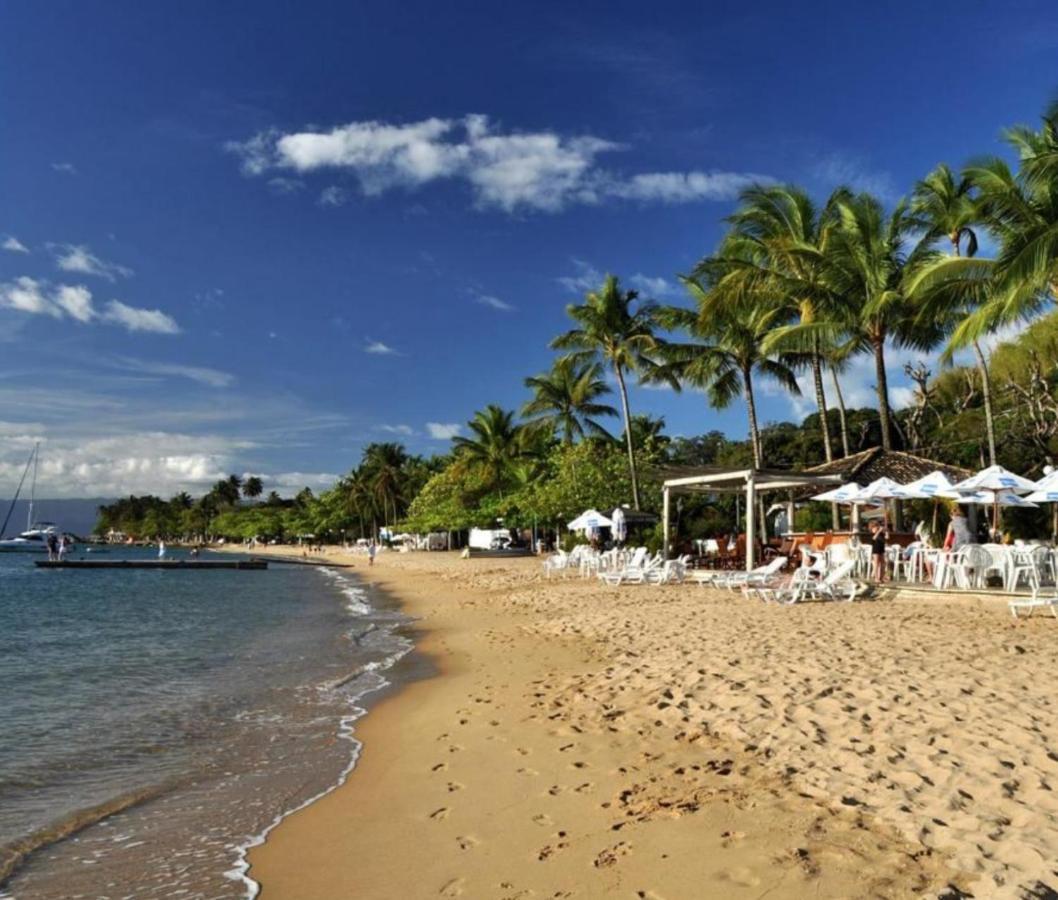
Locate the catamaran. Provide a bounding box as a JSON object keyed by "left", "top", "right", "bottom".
{"left": 0, "top": 443, "right": 69, "bottom": 552}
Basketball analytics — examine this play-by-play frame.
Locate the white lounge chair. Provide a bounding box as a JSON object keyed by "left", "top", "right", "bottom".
{"left": 755, "top": 560, "right": 865, "bottom": 604}
{"left": 713, "top": 556, "right": 788, "bottom": 591}
{"left": 601, "top": 551, "right": 661, "bottom": 585}
{"left": 1009, "top": 586, "right": 1058, "bottom": 619}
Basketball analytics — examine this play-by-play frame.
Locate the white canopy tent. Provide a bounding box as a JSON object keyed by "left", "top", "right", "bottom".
{"left": 660, "top": 467, "right": 843, "bottom": 570}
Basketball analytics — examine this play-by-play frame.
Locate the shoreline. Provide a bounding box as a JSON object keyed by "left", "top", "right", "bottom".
{"left": 245, "top": 550, "right": 969, "bottom": 899}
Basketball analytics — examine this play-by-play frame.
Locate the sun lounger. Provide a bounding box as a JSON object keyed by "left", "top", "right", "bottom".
{"left": 1009, "top": 587, "right": 1058, "bottom": 619}
{"left": 754, "top": 560, "right": 866, "bottom": 604}
{"left": 713, "top": 556, "right": 787, "bottom": 591}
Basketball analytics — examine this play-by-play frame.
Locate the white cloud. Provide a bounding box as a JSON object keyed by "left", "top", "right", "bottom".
{"left": 103, "top": 300, "right": 180, "bottom": 334}
{"left": 51, "top": 162, "right": 77, "bottom": 175}
{"left": 51, "top": 244, "right": 133, "bottom": 282}
{"left": 2, "top": 236, "right": 29, "bottom": 254}
{"left": 54, "top": 285, "right": 95, "bottom": 322}
{"left": 267, "top": 176, "right": 304, "bottom": 195}
{"left": 610, "top": 171, "right": 765, "bottom": 203}
{"left": 376, "top": 424, "right": 414, "bottom": 436}
{"left": 109, "top": 356, "right": 235, "bottom": 388}
{"left": 229, "top": 114, "right": 765, "bottom": 213}
{"left": 628, "top": 273, "right": 679, "bottom": 298}
{"left": 812, "top": 152, "right": 897, "bottom": 201}
{"left": 318, "top": 185, "right": 349, "bottom": 207}
{"left": 268, "top": 471, "right": 340, "bottom": 493}
{"left": 473, "top": 292, "right": 515, "bottom": 312}
{"left": 426, "top": 422, "right": 461, "bottom": 440}
{"left": 363, "top": 338, "right": 398, "bottom": 355}
{"left": 0, "top": 277, "right": 62, "bottom": 317}
{"left": 557, "top": 258, "right": 603, "bottom": 294}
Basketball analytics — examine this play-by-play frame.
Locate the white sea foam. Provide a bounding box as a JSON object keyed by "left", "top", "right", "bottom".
{"left": 227, "top": 566, "right": 413, "bottom": 899}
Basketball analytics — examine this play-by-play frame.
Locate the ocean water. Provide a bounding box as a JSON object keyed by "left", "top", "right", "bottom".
{"left": 0, "top": 549, "right": 416, "bottom": 899}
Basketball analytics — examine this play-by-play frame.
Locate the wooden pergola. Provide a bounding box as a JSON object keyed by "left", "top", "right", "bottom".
{"left": 660, "top": 466, "right": 844, "bottom": 570}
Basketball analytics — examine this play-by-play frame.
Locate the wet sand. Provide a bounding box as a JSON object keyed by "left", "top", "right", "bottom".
{"left": 240, "top": 549, "right": 1058, "bottom": 898}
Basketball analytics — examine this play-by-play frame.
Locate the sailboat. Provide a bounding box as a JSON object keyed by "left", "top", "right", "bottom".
{"left": 0, "top": 443, "right": 65, "bottom": 552}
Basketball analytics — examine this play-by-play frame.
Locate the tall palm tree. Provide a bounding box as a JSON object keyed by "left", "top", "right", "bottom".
{"left": 522, "top": 357, "right": 617, "bottom": 444}
{"left": 552, "top": 275, "right": 671, "bottom": 509}
{"left": 361, "top": 443, "right": 409, "bottom": 527}
{"left": 716, "top": 184, "right": 851, "bottom": 462}
{"left": 452, "top": 405, "right": 524, "bottom": 499}
{"left": 242, "top": 476, "right": 264, "bottom": 499}
{"left": 652, "top": 278, "right": 803, "bottom": 468}
{"left": 910, "top": 163, "right": 997, "bottom": 464}
{"left": 825, "top": 193, "right": 941, "bottom": 450}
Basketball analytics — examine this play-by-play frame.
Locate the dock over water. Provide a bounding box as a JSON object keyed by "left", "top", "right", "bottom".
{"left": 35, "top": 559, "right": 268, "bottom": 570}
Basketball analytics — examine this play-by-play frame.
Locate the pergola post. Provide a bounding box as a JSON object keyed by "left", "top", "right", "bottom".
{"left": 662, "top": 485, "right": 671, "bottom": 560}
{"left": 745, "top": 473, "right": 756, "bottom": 571}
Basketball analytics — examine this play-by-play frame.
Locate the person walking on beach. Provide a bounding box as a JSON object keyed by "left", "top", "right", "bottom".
{"left": 869, "top": 520, "right": 887, "bottom": 582}
{"left": 368, "top": 541, "right": 376, "bottom": 566}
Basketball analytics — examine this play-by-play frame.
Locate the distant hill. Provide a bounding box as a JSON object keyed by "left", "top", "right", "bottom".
{"left": 0, "top": 498, "right": 116, "bottom": 538}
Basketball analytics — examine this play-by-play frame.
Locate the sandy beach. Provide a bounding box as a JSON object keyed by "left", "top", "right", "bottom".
{"left": 235, "top": 550, "right": 1058, "bottom": 898}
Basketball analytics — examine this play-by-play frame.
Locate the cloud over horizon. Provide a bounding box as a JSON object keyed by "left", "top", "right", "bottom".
{"left": 0, "top": 277, "right": 180, "bottom": 334}
{"left": 228, "top": 114, "right": 767, "bottom": 213}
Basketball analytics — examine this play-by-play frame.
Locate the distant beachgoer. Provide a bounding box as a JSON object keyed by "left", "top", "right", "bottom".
{"left": 869, "top": 521, "right": 887, "bottom": 582}
{"left": 46, "top": 533, "right": 59, "bottom": 561}
{"left": 190, "top": 546, "right": 200, "bottom": 559}
{"left": 368, "top": 542, "right": 377, "bottom": 566}
{"left": 158, "top": 539, "right": 166, "bottom": 559}
{"left": 57, "top": 535, "right": 69, "bottom": 561}
{"left": 944, "top": 507, "right": 972, "bottom": 551}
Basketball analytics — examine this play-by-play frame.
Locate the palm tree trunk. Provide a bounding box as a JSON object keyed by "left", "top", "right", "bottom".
{"left": 812, "top": 350, "right": 833, "bottom": 462}
{"left": 872, "top": 332, "right": 893, "bottom": 451}
{"left": 972, "top": 339, "right": 998, "bottom": 466}
{"left": 744, "top": 366, "right": 762, "bottom": 468}
{"left": 830, "top": 365, "right": 851, "bottom": 457}
{"left": 613, "top": 364, "right": 641, "bottom": 510}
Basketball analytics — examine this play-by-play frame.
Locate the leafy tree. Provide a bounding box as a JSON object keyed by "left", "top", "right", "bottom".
{"left": 522, "top": 357, "right": 616, "bottom": 444}
{"left": 242, "top": 476, "right": 264, "bottom": 499}
{"left": 452, "top": 405, "right": 525, "bottom": 498}
{"left": 552, "top": 275, "right": 672, "bottom": 509}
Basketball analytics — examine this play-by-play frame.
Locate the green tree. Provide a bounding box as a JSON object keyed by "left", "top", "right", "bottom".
{"left": 242, "top": 476, "right": 264, "bottom": 499}
{"left": 522, "top": 357, "right": 616, "bottom": 444}
{"left": 552, "top": 275, "right": 671, "bottom": 509}
{"left": 452, "top": 405, "right": 524, "bottom": 499}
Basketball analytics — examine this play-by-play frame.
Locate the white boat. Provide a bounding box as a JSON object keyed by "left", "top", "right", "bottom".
{"left": 0, "top": 443, "right": 71, "bottom": 552}
{"left": 0, "top": 522, "right": 61, "bottom": 552}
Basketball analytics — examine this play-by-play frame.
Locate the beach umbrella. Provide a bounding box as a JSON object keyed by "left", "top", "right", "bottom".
{"left": 610, "top": 506, "right": 627, "bottom": 543}
{"left": 567, "top": 509, "right": 613, "bottom": 532}
{"left": 950, "top": 465, "right": 1039, "bottom": 536}
{"left": 811, "top": 481, "right": 863, "bottom": 503}
{"left": 853, "top": 478, "right": 914, "bottom": 530}
{"left": 900, "top": 471, "right": 956, "bottom": 499}
{"left": 942, "top": 489, "right": 1039, "bottom": 509}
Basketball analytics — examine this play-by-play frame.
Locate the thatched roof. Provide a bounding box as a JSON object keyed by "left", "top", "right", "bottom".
{"left": 804, "top": 448, "right": 972, "bottom": 485}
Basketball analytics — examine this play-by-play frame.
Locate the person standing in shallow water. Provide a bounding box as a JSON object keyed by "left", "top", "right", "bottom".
{"left": 158, "top": 539, "right": 166, "bottom": 559}
{"left": 368, "top": 541, "right": 376, "bottom": 566}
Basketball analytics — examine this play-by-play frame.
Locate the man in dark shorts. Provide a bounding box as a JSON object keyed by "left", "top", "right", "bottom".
{"left": 869, "top": 520, "right": 887, "bottom": 582}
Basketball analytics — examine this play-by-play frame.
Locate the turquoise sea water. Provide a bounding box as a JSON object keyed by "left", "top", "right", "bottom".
{"left": 0, "top": 548, "right": 414, "bottom": 899}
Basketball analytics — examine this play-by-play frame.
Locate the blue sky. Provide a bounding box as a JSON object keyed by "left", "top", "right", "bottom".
{"left": 2, "top": 0, "right": 1056, "bottom": 497}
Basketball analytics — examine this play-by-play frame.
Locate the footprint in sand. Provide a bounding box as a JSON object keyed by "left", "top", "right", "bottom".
{"left": 517, "top": 767, "right": 540, "bottom": 776}
{"left": 432, "top": 762, "right": 448, "bottom": 773}
{"left": 537, "top": 841, "right": 569, "bottom": 861}
{"left": 593, "top": 841, "right": 632, "bottom": 868}
{"left": 447, "top": 782, "right": 464, "bottom": 793}
{"left": 429, "top": 807, "right": 450, "bottom": 821}
{"left": 456, "top": 835, "right": 479, "bottom": 850}
{"left": 439, "top": 877, "right": 465, "bottom": 897}
{"left": 636, "top": 892, "right": 667, "bottom": 900}
{"left": 532, "top": 813, "right": 554, "bottom": 826}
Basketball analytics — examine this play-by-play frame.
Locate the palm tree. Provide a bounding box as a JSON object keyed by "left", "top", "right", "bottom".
{"left": 522, "top": 357, "right": 617, "bottom": 444}
{"left": 652, "top": 279, "right": 802, "bottom": 468}
{"left": 242, "top": 476, "right": 264, "bottom": 500}
{"left": 825, "top": 193, "right": 941, "bottom": 450}
{"left": 452, "top": 405, "right": 524, "bottom": 498}
{"left": 361, "top": 443, "right": 409, "bottom": 527}
{"left": 552, "top": 275, "right": 671, "bottom": 509}
{"left": 910, "top": 163, "right": 997, "bottom": 465}
{"left": 716, "top": 184, "right": 851, "bottom": 462}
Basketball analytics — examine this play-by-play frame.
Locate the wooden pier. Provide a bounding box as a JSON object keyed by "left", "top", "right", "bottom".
{"left": 250, "top": 555, "right": 355, "bottom": 569}
{"left": 35, "top": 559, "right": 268, "bottom": 570}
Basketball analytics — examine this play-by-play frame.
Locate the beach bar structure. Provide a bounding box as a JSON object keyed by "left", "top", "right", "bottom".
{"left": 660, "top": 467, "right": 844, "bottom": 570}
